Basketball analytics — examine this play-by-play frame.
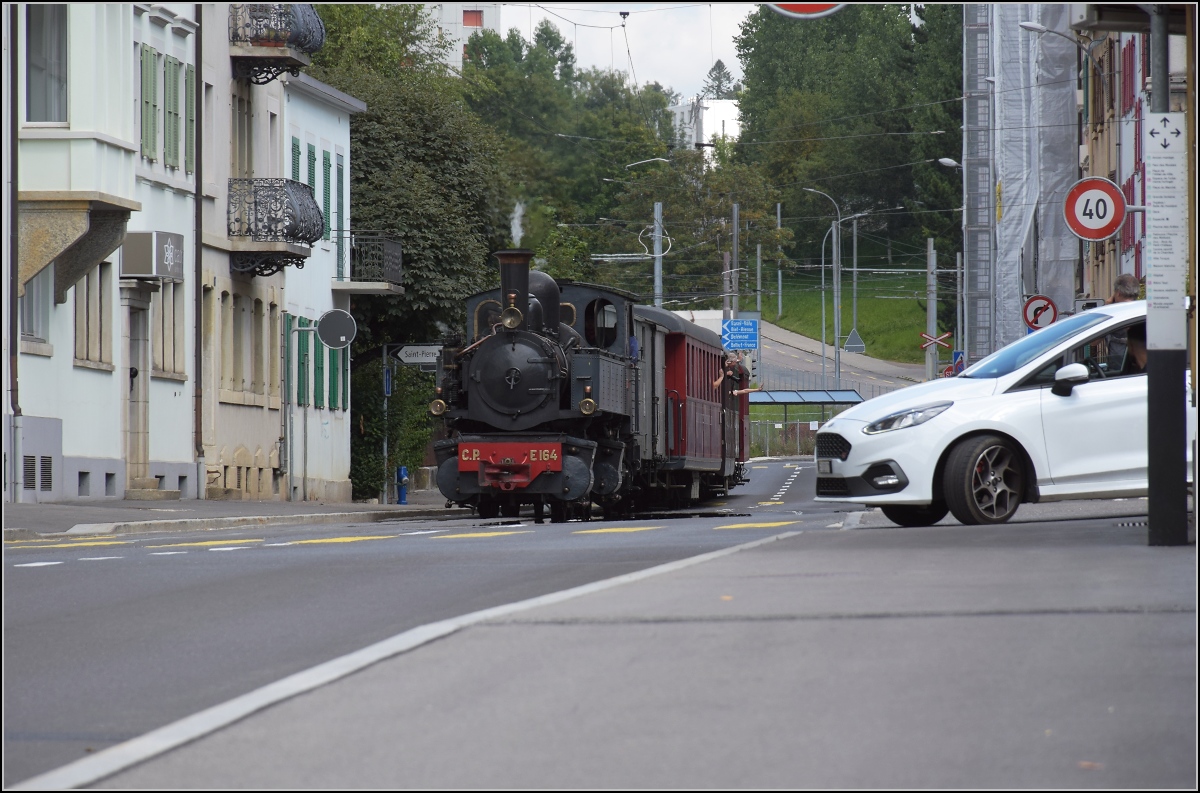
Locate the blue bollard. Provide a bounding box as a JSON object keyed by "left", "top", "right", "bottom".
{"left": 397, "top": 465, "right": 409, "bottom": 505}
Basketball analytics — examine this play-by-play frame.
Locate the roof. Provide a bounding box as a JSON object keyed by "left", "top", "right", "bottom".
{"left": 749, "top": 390, "right": 864, "bottom": 405}
{"left": 280, "top": 72, "right": 367, "bottom": 114}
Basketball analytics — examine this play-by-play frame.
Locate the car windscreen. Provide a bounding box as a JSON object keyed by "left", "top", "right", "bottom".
{"left": 960, "top": 312, "right": 1113, "bottom": 379}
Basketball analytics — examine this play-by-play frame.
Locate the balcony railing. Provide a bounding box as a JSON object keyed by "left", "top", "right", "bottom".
{"left": 229, "top": 4, "right": 325, "bottom": 84}
{"left": 228, "top": 178, "right": 324, "bottom": 276}
{"left": 332, "top": 231, "right": 403, "bottom": 286}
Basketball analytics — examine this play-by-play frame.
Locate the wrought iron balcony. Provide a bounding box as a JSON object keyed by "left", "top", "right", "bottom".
{"left": 228, "top": 178, "right": 324, "bottom": 276}
{"left": 228, "top": 4, "right": 325, "bottom": 84}
{"left": 331, "top": 231, "right": 404, "bottom": 294}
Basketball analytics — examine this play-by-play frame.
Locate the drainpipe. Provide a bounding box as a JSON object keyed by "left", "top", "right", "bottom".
{"left": 9, "top": 2, "right": 23, "bottom": 500}
{"left": 193, "top": 4, "right": 205, "bottom": 498}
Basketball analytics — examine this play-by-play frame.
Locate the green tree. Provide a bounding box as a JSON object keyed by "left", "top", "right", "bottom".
{"left": 702, "top": 59, "right": 738, "bottom": 99}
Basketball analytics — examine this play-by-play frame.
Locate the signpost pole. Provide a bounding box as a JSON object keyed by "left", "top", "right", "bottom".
{"left": 381, "top": 344, "right": 388, "bottom": 505}
{"left": 926, "top": 238, "right": 937, "bottom": 381}
{"left": 654, "top": 202, "right": 663, "bottom": 308}
{"left": 1145, "top": 8, "right": 1188, "bottom": 546}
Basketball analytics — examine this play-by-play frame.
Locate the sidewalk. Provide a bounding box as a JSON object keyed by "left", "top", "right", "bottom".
{"left": 42, "top": 513, "right": 1195, "bottom": 790}
{"left": 2, "top": 486, "right": 468, "bottom": 539}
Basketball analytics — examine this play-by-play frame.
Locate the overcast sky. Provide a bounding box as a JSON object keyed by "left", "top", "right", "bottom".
{"left": 497, "top": 3, "right": 760, "bottom": 100}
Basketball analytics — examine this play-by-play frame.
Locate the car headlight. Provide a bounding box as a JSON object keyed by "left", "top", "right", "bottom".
{"left": 861, "top": 402, "right": 953, "bottom": 435}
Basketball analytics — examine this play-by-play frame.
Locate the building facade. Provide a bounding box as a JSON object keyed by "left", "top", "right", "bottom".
{"left": 668, "top": 97, "right": 741, "bottom": 159}
{"left": 424, "top": 3, "right": 502, "bottom": 71}
{"left": 5, "top": 4, "right": 388, "bottom": 504}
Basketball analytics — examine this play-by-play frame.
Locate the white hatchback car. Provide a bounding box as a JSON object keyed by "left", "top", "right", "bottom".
{"left": 814, "top": 300, "right": 1195, "bottom": 526}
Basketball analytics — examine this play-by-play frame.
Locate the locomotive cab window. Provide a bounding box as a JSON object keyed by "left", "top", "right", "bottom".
{"left": 584, "top": 299, "right": 618, "bottom": 349}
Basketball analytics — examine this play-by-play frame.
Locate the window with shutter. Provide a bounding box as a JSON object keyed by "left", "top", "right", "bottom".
{"left": 322, "top": 150, "right": 331, "bottom": 240}
{"left": 185, "top": 64, "right": 195, "bottom": 173}
{"left": 329, "top": 347, "right": 340, "bottom": 410}
{"left": 141, "top": 45, "right": 158, "bottom": 159}
{"left": 342, "top": 350, "right": 349, "bottom": 409}
{"left": 314, "top": 338, "right": 325, "bottom": 408}
{"left": 291, "top": 137, "right": 301, "bottom": 180}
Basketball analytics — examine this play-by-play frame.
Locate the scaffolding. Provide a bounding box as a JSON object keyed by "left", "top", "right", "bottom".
{"left": 963, "top": 4, "right": 995, "bottom": 361}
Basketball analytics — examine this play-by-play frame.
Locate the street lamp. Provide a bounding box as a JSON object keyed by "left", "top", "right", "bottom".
{"left": 804, "top": 188, "right": 843, "bottom": 388}
{"left": 1019, "top": 21, "right": 1109, "bottom": 94}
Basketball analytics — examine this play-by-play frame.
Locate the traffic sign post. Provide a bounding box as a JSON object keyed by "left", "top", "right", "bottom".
{"left": 1063, "top": 177, "right": 1127, "bottom": 241}
{"left": 1022, "top": 295, "right": 1058, "bottom": 331}
{"left": 721, "top": 318, "right": 759, "bottom": 351}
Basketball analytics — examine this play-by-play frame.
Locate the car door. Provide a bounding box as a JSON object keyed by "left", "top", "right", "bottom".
{"left": 1039, "top": 323, "right": 1148, "bottom": 488}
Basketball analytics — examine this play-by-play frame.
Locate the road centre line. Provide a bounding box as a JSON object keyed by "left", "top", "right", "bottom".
{"left": 432, "top": 531, "right": 534, "bottom": 539}
{"left": 147, "top": 539, "right": 265, "bottom": 548}
{"left": 715, "top": 521, "right": 800, "bottom": 529}
{"left": 573, "top": 526, "right": 663, "bottom": 534}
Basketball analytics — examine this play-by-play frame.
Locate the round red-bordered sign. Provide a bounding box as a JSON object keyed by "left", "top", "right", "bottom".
{"left": 1063, "top": 177, "right": 1126, "bottom": 241}
{"left": 1023, "top": 294, "right": 1058, "bottom": 330}
{"left": 766, "top": 4, "right": 847, "bottom": 19}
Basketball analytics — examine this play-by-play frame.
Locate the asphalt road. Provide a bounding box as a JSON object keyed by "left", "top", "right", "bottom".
{"left": 3, "top": 460, "right": 849, "bottom": 787}
{"left": 756, "top": 322, "right": 927, "bottom": 398}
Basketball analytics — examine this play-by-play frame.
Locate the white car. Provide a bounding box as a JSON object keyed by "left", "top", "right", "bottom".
{"left": 814, "top": 300, "right": 1195, "bottom": 526}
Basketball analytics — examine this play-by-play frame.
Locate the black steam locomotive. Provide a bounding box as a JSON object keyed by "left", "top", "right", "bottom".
{"left": 430, "top": 249, "right": 751, "bottom": 522}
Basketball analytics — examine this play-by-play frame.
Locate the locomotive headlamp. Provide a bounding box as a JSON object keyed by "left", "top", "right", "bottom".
{"left": 579, "top": 398, "right": 597, "bottom": 415}
{"left": 429, "top": 399, "right": 447, "bottom": 416}
{"left": 500, "top": 306, "right": 523, "bottom": 329}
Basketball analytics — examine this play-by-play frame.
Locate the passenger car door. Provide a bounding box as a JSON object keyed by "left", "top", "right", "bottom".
{"left": 1038, "top": 324, "right": 1147, "bottom": 488}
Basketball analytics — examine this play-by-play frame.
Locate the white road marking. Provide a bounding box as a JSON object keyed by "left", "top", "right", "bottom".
{"left": 149, "top": 552, "right": 188, "bottom": 556}
{"left": 78, "top": 557, "right": 123, "bottom": 561}
{"left": 207, "top": 547, "right": 251, "bottom": 552}
{"left": 14, "top": 562, "right": 62, "bottom": 567}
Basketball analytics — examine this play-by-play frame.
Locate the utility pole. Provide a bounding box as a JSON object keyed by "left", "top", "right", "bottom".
{"left": 731, "top": 203, "right": 739, "bottom": 318}
{"left": 722, "top": 251, "right": 731, "bottom": 320}
{"left": 756, "top": 243, "right": 762, "bottom": 313}
{"left": 926, "top": 238, "right": 937, "bottom": 381}
{"left": 956, "top": 252, "right": 963, "bottom": 359}
{"left": 653, "top": 202, "right": 663, "bottom": 308}
{"left": 833, "top": 220, "right": 842, "bottom": 388}
{"left": 852, "top": 216, "right": 858, "bottom": 331}
{"left": 776, "top": 203, "right": 782, "bottom": 320}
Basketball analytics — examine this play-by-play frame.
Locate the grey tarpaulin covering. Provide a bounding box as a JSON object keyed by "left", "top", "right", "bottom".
{"left": 992, "top": 4, "right": 1079, "bottom": 347}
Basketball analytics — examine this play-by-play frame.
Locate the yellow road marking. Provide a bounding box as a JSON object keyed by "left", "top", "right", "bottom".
{"left": 573, "top": 526, "right": 663, "bottom": 534}
{"left": 6, "top": 540, "right": 131, "bottom": 549}
{"left": 289, "top": 535, "right": 398, "bottom": 545}
{"left": 715, "top": 521, "right": 799, "bottom": 529}
{"left": 147, "top": 539, "right": 265, "bottom": 548}
{"left": 751, "top": 465, "right": 769, "bottom": 469}
{"left": 433, "top": 531, "right": 533, "bottom": 539}
{"left": 757, "top": 501, "right": 784, "bottom": 506}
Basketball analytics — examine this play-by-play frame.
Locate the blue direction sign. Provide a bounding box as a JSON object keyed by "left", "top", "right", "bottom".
{"left": 952, "top": 350, "right": 965, "bottom": 374}
{"left": 721, "top": 318, "right": 759, "bottom": 350}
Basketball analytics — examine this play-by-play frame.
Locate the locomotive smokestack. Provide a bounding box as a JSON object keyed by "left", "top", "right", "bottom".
{"left": 495, "top": 249, "right": 533, "bottom": 330}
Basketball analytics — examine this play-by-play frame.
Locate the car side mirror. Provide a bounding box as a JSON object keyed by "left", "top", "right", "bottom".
{"left": 1051, "top": 362, "right": 1089, "bottom": 396}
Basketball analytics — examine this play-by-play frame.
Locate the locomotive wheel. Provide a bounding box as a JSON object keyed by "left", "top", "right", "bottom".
{"left": 499, "top": 501, "right": 521, "bottom": 518}
{"left": 477, "top": 497, "right": 499, "bottom": 520}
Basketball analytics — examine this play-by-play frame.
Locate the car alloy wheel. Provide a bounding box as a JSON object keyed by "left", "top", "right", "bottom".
{"left": 881, "top": 502, "right": 949, "bottom": 527}
{"left": 944, "top": 434, "right": 1024, "bottom": 525}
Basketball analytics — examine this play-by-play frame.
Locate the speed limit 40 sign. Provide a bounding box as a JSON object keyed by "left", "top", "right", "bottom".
{"left": 1064, "top": 177, "right": 1127, "bottom": 241}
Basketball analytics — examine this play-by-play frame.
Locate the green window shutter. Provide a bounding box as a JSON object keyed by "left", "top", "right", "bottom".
{"left": 184, "top": 64, "right": 195, "bottom": 173}
{"left": 329, "top": 347, "right": 340, "bottom": 410}
{"left": 322, "top": 150, "right": 331, "bottom": 240}
{"left": 298, "top": 317, "right": 310, "bottom": 406}
{"left": 314, "top": 338, "right": 325, "bottom": 408}
{"left": 140, "top": 46, "right": 157, "bottom": 159}
{"left": 307, "top": 143, "right": 316, "bottom": 191}
{"left": 291, "top": 137, "right": 300, "bottom": 181}
{"left": 335, "top": 155, "right": 345, "bottom": 278}
{"left": 164, "top": 57, "right": 179, "bottom": 167}
{"left": 342, "top": 349, "right": 349, "bottom": 410}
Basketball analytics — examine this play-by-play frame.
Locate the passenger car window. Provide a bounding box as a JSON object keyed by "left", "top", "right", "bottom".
{"left": 1064, "top": 321, "right": 1144, "bottom": 380}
